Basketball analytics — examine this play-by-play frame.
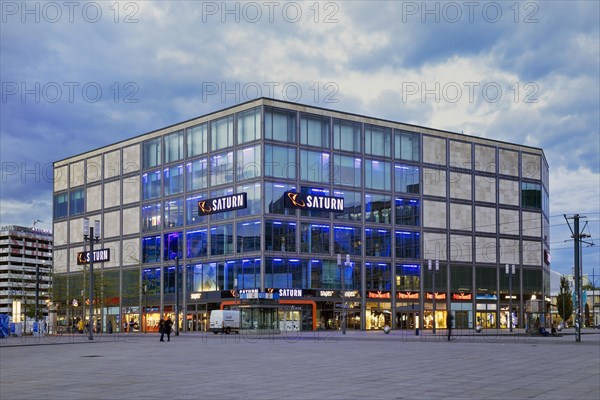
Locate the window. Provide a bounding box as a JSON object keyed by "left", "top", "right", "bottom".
{"left": 333, "top": 154, "right": 361, "bottom": 187}
{"left": 521, "top": 182, "right": 542, "bottom": 209}
{"left": 237, "top": 107, "right": 261, "bottom": 144}
{"left": 365, "top": 193, "right": 392, "bottom": 224}
{"left": 237, "top": 145, "right": 261, "bottom": 181}
{"left": 164, "top": 131, "right": 183, "bottom": 163}
{"left": 238, "top": 258, "right": 261, "bottom": 289}
{"left": 264, "top": 107, "right": 296, "bottom": 143}
{"left": 265, "top": 220, "right": 296, "bottom": 252}
{"left": 395, "top": 165, "right": 420, "bottom": 193}
{"left": 300, "top": 187, "right": 330, "bottom": 219}
{"left": 395, "top": 130, "right": 420, "bottom": 161}
{"left": 365, "top": 159, "right": 391, "bottom": 191}
{"left": 236, "top": 183, "right": 261, "bottom": 217}
{"left": 162, "top": 264, "right": 182, "bottom": 294}
{"left": 365, "top": 228, "right": 391, "bottom": 257}
{"left": 186, "top": 228, "right": 208, "bottom": 259}
{"left": 142, "top": 170, "right": 161, "bottom": 200}
{"left": 236, "top": 220, "right": 261, "bottom": 253}
{"left": 333, "top": 189, "right": 362, "bottom": 222}
{"left": 186, "top": 123, "right": 208, "bottom": 157}
{"left": 54, "top": 193, "right": 68, "bottom": 219}
{"left": 300, "top": 113, "right": 329, "bottom": 148}
{"left": 300, "top": 150, "right": 330, "bottom": 183}
{"left": 265, "top": 145, "right": 296, "bottom": 180}
{"left": 395, "top": 198, "right": 420, "bottom": 226}
{"left": 142, "top": 137, "right": 161, "bottom": 169}
{"left": 164, "top": 164, "right": 183, "bottom": 196}
{"left": 186, "top": 262, "right": 219, "bottom": 291}
{"left": 185, "top": 193, "right": 208, "bottom": 225}
{"left": 365, "top": 125, "right": 391, "bottom": 157}
{"left": 265, "top": 182, "right": 296, "bottom": 215}
{"left": 366, "top": 262, "right": 391, "bottom": 290}
{"left": 142, "top": 235, "right": 161, "bottom": 263}
{"left": 210, "top": 151, "right": 234, "bottom": 186}
{"left": 300, "top": 223, "right": 330, "bottom": 254}
{"left": 210, "top": 224, "right": 234, "bottom": 256}
{"left": 69, "top": 188, "right": 84, "bottom": 216}
{"left": 333, "top": 119, "right": 361, "bottom": 153}
{"left": 211, "top": 115, "right": 234, "bottom": 151}
{"left": 142, "top": 203, "right": 161, "bottom": 232}
{"left": 395, "top": 231, "right": 420, "bottom": 259}
{"left": 396, "top": 264, "right": 420, "bottom": 291}
{"left": 333, "top": 226, "right": 362, "bottom": 256}
{"left": 163, "top": 198, "right": 184, "bottom": 228}
{"left": 186, "top": 158, "right": 208, "bottom": 191}
{"left": 210, "top": 187, "right": 234, "bottom": 221}
{"left": 142, "top": 268, "right": 161, "bottom": 295}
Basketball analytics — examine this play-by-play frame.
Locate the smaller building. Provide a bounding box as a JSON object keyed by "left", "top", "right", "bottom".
{"left": 549, "top": 272, "right": 600, "bottom": 327}
{"left": 0, "top": 225, "right": 53, "bottom": 325}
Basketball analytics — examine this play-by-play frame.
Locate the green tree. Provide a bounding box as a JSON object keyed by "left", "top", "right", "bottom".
{"left": 556, "top": 276, "right": 573, "bottom": 322}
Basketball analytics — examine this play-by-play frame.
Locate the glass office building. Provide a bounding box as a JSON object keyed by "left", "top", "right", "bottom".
{"left": 52, "top": 98, "right": 550, "bottom": 332}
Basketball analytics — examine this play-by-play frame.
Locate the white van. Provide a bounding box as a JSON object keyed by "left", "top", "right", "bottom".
{"left": 209, "top": 310, "right": 240, "bottom": 334}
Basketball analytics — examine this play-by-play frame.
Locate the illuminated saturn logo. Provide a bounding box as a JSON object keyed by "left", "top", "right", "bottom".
{"left": 198, "top": 201, "right": 212, "bottom": 214}
{"left": 286, "top": 192, "right": 306, "bottom": 208}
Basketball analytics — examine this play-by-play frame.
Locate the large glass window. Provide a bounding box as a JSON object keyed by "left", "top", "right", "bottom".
{"left": 395, "top": 165, "right": 420, "bottom": 193}
{"left": 365, "top": 159, "right": 391, "bottom": 191}
{"left": 237, "top": 145, "right": 261, "bottom": 181}
{"left": 306, "top": 259, "right": 358, "bottom": 290}
{"left": 265, "top": 182, "right": 296, "bottom": 215}
{"left": 142, "top": 268, "right": 161, "bottom": 295}
{"left": 211, "top": 115, "right": 234, "bottom": 151}
{"left": 237, "top": 107, "right": 261, "bottom": 144}
{"left": 366, "top": 262, "right": 391, "bottom": 290}
{"left": 365, "top": 228, "right": 392, "bottom": 257}
{"left": 162, "top": 264, "right": 183, "bottom": 294}
{"left": 186, "top": 263, "right": 204, "bottom": 292}
{"left": 300, "top": 223, "right": 330, "bottom": 254}
{"left": 265, "top": 145, "right": 297, "bottom": 180}
{"left": 236, "top": 183, "right": 261, "bottom": 217}
{"left": 236, "top": 220, "right": 261, "bottom": 253}
{"left": 264, "top": 107, "right": 296, "bottom": 143}
{"left": 186, "top": 228, "right": 208, "bottom": 259}
{"left": 69, "top": 188, "right": 84, "bottom": 216}
{"left": 333, "top": 225, "right": 362, "bottom": 256}
{"left": 164, "top": 130, "right": 183, "bottom": 163}
{"left": 476, "top": 266, "right": 496, "bottom": 296}
{"left": 396, "top": 264, "right": 420, "bottom": 291}
{"left": 265, "top": 220, "right": 296, "bottom": 252}
{"left": 333, "top": 154, "right": 361, "bottom": 187}
{"left": 186, "top": 158, "right": 208, "bottom": 191}
{"left": 142, "top": 235, "right": 161, "bottom": 263}
{"left": 238, "top": 258, "right": 261, "bottom": 289}
{"left": 142, "top": 137, "right": 161, "bottom": 169}
{"left": 300, "top": 150, "right": 330, "bottom": 183}
{"left": 300, "top": 187, "right": 331, "bottom": 219}
{"left": 395, "top": 130, "right": 420, "bottom": 161}
{"left": 54, "top": 192, "right": 68, "bottom": 219}
{"left": 395, "top": 231, "right": 420, "bottom": 259}
{"left": 163, "top": 231, "right": 183, "bottom": 261}
{"left": 186, "top": 123, "right": 208, "bottom": 157}
{"left": 185, "top": 192, "right": 208, "bottom": 226}
{"left": 300, "top": 113, "right": 329, "bottom": 148}
{"left": 365, "top": 193, "right": 392, "bottom": 224}
{"left": 452, "top": 265, "right": 472, "bottom": 292}
{"left": 395, "top": 198, "right": 420, "bottom": 226}
{"left": 210, "top": 224, "right": 234, "bottom": 256}
{"left": 164, "top": 164, "right": 183, "bottom": 196}
{"left": 210, "top": 187, "right": 234, "bottom": 221}
{"left": 333, "top": 189, "right": 362, "bottom": 222}
{"left": 521, "top": 182, "right": 542, "bottom": 209}
{"left": 142, "top": 203, "right": 161, "bottom": 232}
{"left": 164, "top": 198, "right": 184, "bottom": 228}
{"left": 365, "top": 125, "right": 391, "bottom": 157}
{"left": 186, "top": 262, "right": 219, "bottom": 292}
{"left": 209, "top": 151, "right": 234, "bottom": 186}
{"left": 333, "top": 119, "right": 361, "bottom": 153}
{"left": 142, "top": 170, "right": 162, "bottom": 200}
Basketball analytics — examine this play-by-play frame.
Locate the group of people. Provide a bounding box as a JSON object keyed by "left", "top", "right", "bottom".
{"left": 158, "top": 317, "right": 174, "bottom": 342}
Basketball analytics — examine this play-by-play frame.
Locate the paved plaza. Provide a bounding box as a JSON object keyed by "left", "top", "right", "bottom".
{"left": 1, "top": 329, "right": 599, "bottom": 400}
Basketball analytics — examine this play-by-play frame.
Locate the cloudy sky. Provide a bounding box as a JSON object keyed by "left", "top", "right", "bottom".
{"left": 1, "top": 1, "right": 598, "bottom": 279}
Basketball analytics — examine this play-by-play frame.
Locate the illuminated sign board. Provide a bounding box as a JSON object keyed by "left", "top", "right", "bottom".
{"left": 284, "top": 191, "right": 344, "bottom": 212}
{"left": 77, "top": 249, "right": 110, "bottom": 265}
{"left": 426, "top": 292, "right": 446, "bottom": 300}
{"left": 198, "top": 193, "right": 247, "bottom": 216}
{"left": 367, "top": 291, "right": 391, "bottom": 299}
{"left": 451, "top": 293, "right": 472, "bottom": 300}
{"left": 398, "top": 291, "right": 419, "bottom": 300}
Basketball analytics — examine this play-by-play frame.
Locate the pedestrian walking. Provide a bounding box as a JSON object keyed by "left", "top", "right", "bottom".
{"left": 164, "top": 317, "right": 173, "bottom": 341}
{"left": 128, "top": 318, "right": 135, "bottom": 333}
{"left": 158, "top": 319, "right": 165, "bottom": 342}
{"left": 447, "top": 313, "right": 453, "bottom": 341}
{"left": 107, "top": 320, "right": 113, "bottom": 334}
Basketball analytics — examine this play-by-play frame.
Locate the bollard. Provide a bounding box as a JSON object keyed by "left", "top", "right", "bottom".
{"left": 383, "top": 325, "right": 391, "bottom": 334}
{"left": 415, "top": 327, "right": 419, "bottom": 336}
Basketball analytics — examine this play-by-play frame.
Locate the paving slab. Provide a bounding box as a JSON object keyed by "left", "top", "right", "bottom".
{"left": 1, "top": 330, "right": 599, "bottom": 400}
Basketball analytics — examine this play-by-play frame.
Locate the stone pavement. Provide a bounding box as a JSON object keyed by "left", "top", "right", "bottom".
{"left": 1, "top": 329, "right": 599, "bottom": 400}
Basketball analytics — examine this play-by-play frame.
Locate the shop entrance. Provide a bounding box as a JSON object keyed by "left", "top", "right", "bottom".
{"left": 454, "top": 311, "right": 469, "bottom": 329}
{"left": 187, "top": 312, "right": 208, "bottom": 331}
{"left": 396, "top": 312, "right": 416, "bottom": 330}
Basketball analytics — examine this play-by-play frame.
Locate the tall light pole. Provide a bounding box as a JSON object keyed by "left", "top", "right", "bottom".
{"left": 337, "top": 254, "right": 351, "bottom": 334}
{"left": 506, "top": 264, "right": 515, "bottom": 332}
{"left": 175, "top": 256, "right": 180, "bottom": 336}
{"left": 428, "top": 259, "right": 439, "bottom": 333}
{"left": 83, "top": 218, "right": 100, "bottom": 341}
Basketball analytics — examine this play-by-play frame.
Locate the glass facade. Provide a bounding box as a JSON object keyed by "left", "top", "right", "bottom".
{"left": 53, "top": 99, "right": 549, "bottom": 333}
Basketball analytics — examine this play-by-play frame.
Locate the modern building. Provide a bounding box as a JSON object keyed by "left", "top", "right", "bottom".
{"left": 0, "top": 225, "right": 53, "bottom": 326}
{"left": 52, "top": 97, "right": 550, "bottom": 333}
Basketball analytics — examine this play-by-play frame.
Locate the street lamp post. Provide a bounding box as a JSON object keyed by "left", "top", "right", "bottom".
{"left": 506, "top": 264, "right": 516, "bottom": 332}
{"left": 175, "top": 256, "right": 180, "bottom": 336}
{"left": 428, "top": 259, "right": 439, "bottom": 334}
{"left": 83, "top": 218, "right": 100, "bottom": 341}
{"left": 337, "top": 254, "right": 351, "bottom": 334}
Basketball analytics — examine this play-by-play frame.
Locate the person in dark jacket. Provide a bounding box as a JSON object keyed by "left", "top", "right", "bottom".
{"left": 447, "top": 314, "right": 453, "bottom": 341}
{"left": 158, "top": 319, "right": 165, "bottom": 342}
{"left": 164, "top": 317, "right": 173, "bottom": 341}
